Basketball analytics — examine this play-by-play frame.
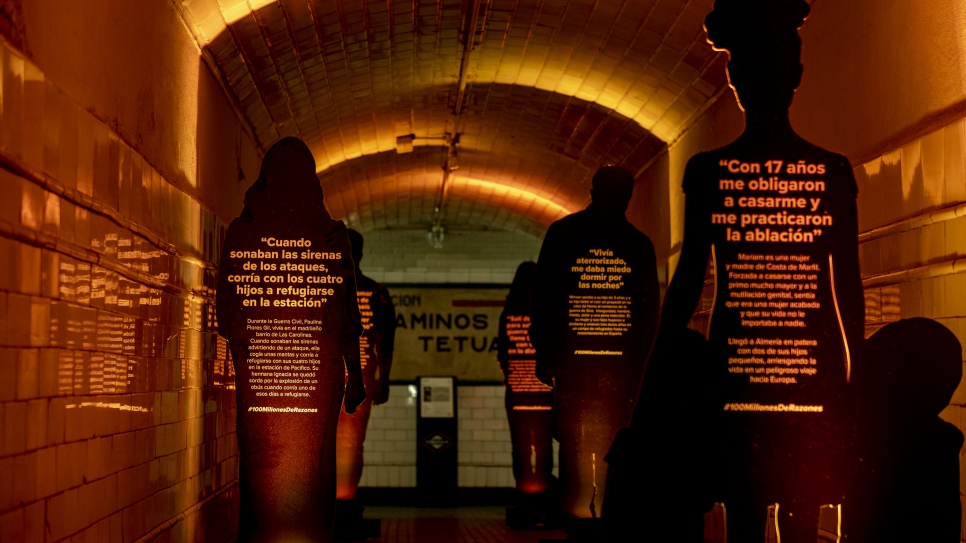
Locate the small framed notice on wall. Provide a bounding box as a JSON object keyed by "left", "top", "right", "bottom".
{"left": 419, "top": 376, "right": 455, "bottom": 418}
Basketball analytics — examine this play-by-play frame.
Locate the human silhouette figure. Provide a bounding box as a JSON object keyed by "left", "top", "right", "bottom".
{"left": 639, "top": 1, "right": 866, "bottom": 541}
{"left": 530, "top": 165, "right": 660, "bottom": 524}
{"left": 846, "top": 318, "right": 963, "bottom": 542}
{"left": 216, "top": 137, "right": 366, "bottom": 543}
{"left": 335, "top": 229, "right": 397, "bottom": 500}
{"left": 498, "top": 261, "right": 556, "bottom": 525}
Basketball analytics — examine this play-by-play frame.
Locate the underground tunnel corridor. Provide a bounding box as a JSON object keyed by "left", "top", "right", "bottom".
{"left": 1, "top": 0, "right": 966, "bottom": 541}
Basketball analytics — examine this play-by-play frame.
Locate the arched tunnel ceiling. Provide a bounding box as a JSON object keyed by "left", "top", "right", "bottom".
{"left": 176, "top": 0, "right": 728, "bottom": 235}
{"left": 321, "top": 84, "right": 664, "bottom": 235}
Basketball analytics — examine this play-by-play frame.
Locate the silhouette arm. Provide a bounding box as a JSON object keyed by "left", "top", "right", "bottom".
{"left": 374, "top": 285, "right": 396, "bottom": 404}
{"left": 342, "top": 271, "right": 363, "bottom": 354}
{"left": 829, "top": 164, "right": 865, "bottom": 360}
{"left": 531, "top": 222, "right": 565, "bottom": 383}
{"left": 634, "top": 163, "right": 711, "bottom": 421}
{"left": 338, "top": 229, "right": 366, "bottom": 413}
{"left": 640, "top": 235, "right": 661, "bottom": 354}
{"left": 377, "top": 285, "right": 397, "bottom": 366}
{"left": 497, "top": 311, "right": 510, "bottom": 379}
{"left": 655, "top": 167, "right": 712, "bottom": 340}
{"left": 215, "top": 220, "right": 243, "bottom": 343}
{"left": 341, "top": 259, "right": 364, "bottom": 361}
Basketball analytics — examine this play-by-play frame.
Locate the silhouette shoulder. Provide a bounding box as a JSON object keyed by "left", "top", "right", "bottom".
{"left": 554, "top": 210, "right": 588, "bottom": 228}
{"left": 327, "top": 217, "right": 348, "bottom": 233}
{"left": 357, "top": 273, "right": 379, "bottom": 291}
{"left": 938, "top": 419, "right": 965, "bottom": 449}
{"left": 631, "top": 227, "right": 655, "bottom": 251}
{"left": 224, "top": 216, "right": 248, "bottom": 241}
{"left": 819, "top": 150, "right": 857, "bottom": 196}
{"left": 546, "top": 210, "right": 587, "bottom": 237}
{"left": 681, "top": 151, "right": 721, "bottom": 194}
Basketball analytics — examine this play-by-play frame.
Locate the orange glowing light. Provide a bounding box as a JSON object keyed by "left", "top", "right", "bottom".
{"left": 450, "top": 177, "right": 576, "bottom": 218}
{"left": 221, "top": 0, "right": 276, "bottom": 25}
{"left": 65, "top": 401, "right": 152, "bottom": 413}
{"left": 828, "top": 254, "right": 851, "bottom": 383}
{"left": 187, "top": 0, "right": 278, "bottom": 43}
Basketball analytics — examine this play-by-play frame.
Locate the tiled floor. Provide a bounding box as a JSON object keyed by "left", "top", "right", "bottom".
{"left": 365, "top": 507, "right": 567, "bottom": 543}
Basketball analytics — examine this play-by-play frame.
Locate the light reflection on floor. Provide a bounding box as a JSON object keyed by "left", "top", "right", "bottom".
{"left": 365, "top": 506, "right": 566, "bottom": 543}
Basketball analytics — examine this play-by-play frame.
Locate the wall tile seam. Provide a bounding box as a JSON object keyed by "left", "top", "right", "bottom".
{"left": 167, "top": 3, "right": 267, "bottom": 156}
{"left": 0, "top": 346, "right": 220, "bottom": 362}
{"left": 0, "top": 140, "right": 225, "bottom": 273}
{"left": 857, "top": 199, "right": 966, "bottom": 245}
{"left": 0, "top": 212, "right": 214, "bottom": 306}
{"left": 0, "top": 37, "right": 231, "bottom": 264}
{"left": 0, "top": 436, "right": 139, "bottom": 462}
{"left": 862, "top": 257, "right": 966, "bottom": 289}
{"left": 0, "top": 73, "right": 230, "bottom": 367}
{"left": 186, "top": 20, "right": 280, "bottom": 151}
{"left": 49, "top": 480, "right": 241, "bottom": 543}
{"left": 0, "top": 399, "right": 237, "bottom": 447}
{"left": 2, "top": 388, "right": 219, "bottom": 407}
{"left": 0, "top": 457, "right": 232, "bottom": 515}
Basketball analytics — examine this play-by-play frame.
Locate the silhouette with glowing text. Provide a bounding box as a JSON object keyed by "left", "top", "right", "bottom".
{"left": 498, "top": 261, "right": 556, "bottom": 526}
{"left": 638, "top": 1, "right": 865, "bottom": 540}
{"left": 530, "top": 165, "right": 660, "bottom": 527}
{"left": 336, "top": 229, "right": 397, "bottom": 500}
{"left": 216, "top": 137, "right": 366, "bottom": 543}
{"left": 846, "top": 318, "right": 963, "bottom": 542}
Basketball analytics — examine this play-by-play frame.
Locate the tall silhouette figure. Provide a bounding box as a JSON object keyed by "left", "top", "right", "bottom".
{"left": 498, "top": 261, "right": 556, "bottom": 524}
{"left": 216, "top": 137, "right": 366, "bottom": 543}
{"left": 847, "top": 318, "right": 963, "bottom": 542}
{"left": 530, "top": 165, "right": 660, "bottom": 524}
{"left": 640, "top": 1, "right": 865, "bottom": 541}
{"left": 336, "top": 229, "right": 397, "bottom": 500}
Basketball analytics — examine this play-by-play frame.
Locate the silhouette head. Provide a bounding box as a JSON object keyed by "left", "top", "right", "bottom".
{"left": 243, "top": 136, "right": 326, "bottom": 219}
{"left": 861, "top": 318, "right": 963, "bottom": 417}
{"left": 261, "top": 137, "right": 317, "bottom": 185}
{"left": 347, "top": 228, "right": 364, "bottom": 265}
{"left": 705, "top": 0, "right": 810, "bottom": 113}
{"left": 506, "top": 261, "right": 537, "bottom": 314}
{"left": 590, "top": 166, "right": 635, "bottom": 215}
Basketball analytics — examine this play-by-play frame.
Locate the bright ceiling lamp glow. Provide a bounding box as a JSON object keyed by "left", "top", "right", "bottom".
{"left": 450, "top": 177, "right": 576, "bottom": 218}
{"left": 186, "top": 0, "right": 278, "bottom": 43}
{"left": 221, "top": 0, "right": 276, "bottom": 25}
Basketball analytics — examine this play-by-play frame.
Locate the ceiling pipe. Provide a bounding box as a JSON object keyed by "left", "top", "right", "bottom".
{"left": 429, "top": 0, "right": 487, "bottom": 248}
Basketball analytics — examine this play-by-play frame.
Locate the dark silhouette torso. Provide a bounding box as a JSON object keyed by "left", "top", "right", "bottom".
{"left": 499, "top": 307, "right": 554, "bottom": 496}
{"left": 680, "top": 134, "right": 860, "bottom": 542}
{"left": 531, "top": 208, "right": 658, "bottom": 370}
{"left": 531, "top": 207, "right": 659, "bottom": 518}
{"left": 216, "top": 138, "right": 362, "bottom": 543}
{"left": 336, "top": 273, "right": 395, "bottom": 499}
{"left": 685, "top": 138, "right": 857, "bottom": 410}
{"left": 218, "top": 214, "right": 360, "bottom": 543}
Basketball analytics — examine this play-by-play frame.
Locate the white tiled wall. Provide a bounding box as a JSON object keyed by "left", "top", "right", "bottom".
{"left": 0, "top": 39, "right": 240, "bottom": 543}
{"left": 358, "top": 385, "right": 417, "bottom": 488}
{"left": 457, "top": 386, "right": 514, "bottom": 488}
{"left": 358, "top": 230, "right": 541, "bottom": 284}
{"left": 359, "top": 384, "right": 558, "bottom": 488}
